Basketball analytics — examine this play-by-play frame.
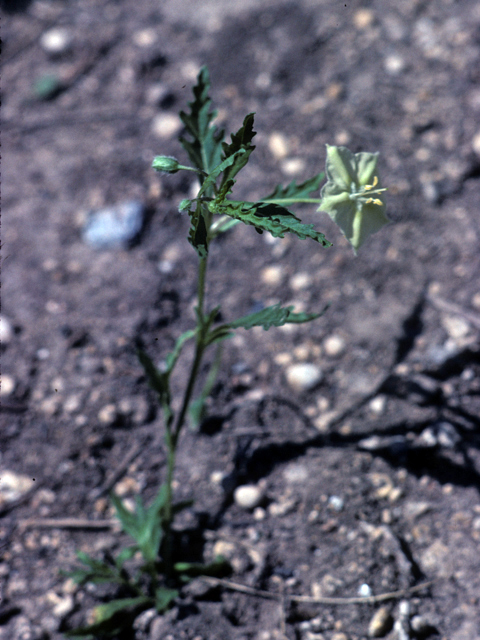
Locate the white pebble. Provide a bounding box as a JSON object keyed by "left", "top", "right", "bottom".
{"left": 234, "top": 484, "right": 264, "bottom": 509}
{"left": 40, "top": 28, "right": 71, "bottom": 55}
{"left": 473, "top": 131, "right": 480, "bottom": 156}
{"left": 151, "top": 113, "right": 182, "bottom": 139}
{"left": 441, "top": 314, "right": 470, "bottom": 340}
{"left": 98, "top": 404, "right": 118, "bottom": 425}
{"left": 261, "top": 265, "right": 284, "bottom": 286}
{"left": 286, "top": 363, "right": 322, "bottom": 392}
{"left": 132, "top": 28, "right": 157, "bottom": 48}
{"left": 0, "top": 471, "right": 34, "bottom": 506}
{"left": 289, "top": 272, "right": 311, "bottom": 290}
{"left": 268, "top": 132, "right": 289, "bottom": 159}
{"left": 384, "top": 54, "right": 405, "bottom": 75}
{"left": 281, "top": 158, "right": 305, "bottom": 176}
{"left": 0, "top": 374, "right": 15, "bottom": 397}
{"left": 0, "top": 315, "right": 14, "bottom": 344}
{"left": 323, "top": 334, "right": 345, "bottom": 357}
{"left": 369, "top": 395, "right": 386, "bottom": 415}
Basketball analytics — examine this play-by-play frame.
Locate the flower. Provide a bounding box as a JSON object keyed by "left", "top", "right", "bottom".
{"left": 318, "top": 144, "right": 389, "bottom": 252}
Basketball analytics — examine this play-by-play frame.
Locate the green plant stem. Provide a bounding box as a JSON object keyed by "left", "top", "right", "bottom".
{"left": 163, "top": 248, "right": 209, "bottom": 578}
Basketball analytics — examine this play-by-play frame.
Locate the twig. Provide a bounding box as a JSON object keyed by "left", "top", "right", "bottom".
{"left": 18, "top": 517, "right": 118, "bottom": 531}
{"left": 200, "top": 576, "right": 435, "bottom": 606}
{"left": 427, "top": 294, "right": 480, "bottom": 331}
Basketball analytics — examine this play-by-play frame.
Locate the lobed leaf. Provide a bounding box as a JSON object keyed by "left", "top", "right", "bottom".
{"left": 179, "top": 66, "right": 224, "bottom": 176}
{"left": 262, "top": 172, "right": 325, "bottom": 201}
{"left": 209, "top": 200, "right": 331, "bottom": 246}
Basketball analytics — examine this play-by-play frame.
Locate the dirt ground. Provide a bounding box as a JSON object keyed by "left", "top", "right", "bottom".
{"left": 2, "top": 0, "right": 480, "bottom": 638}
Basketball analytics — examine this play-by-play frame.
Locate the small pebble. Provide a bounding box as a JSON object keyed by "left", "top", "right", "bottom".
{"left": 368, "top": 607, "right": 393, "bottom": 637}
{"left": 285, "top": 363, "right": 322, "bottom": 392}
{"left": 0, "top": 471, "right": 34, "bottom": 507}
{"left": 357, "top": 583, "right": 372, "bottom": 597}
{"left": 369, "top": 395, "right": 386, "bottom": 415}
{"left": 268, "top": 132, "right": 289, "bottom": 159}
{"left": 384, "top": 54, "right": 405, "bottom": 75}
{"left": 328, "top": 495, "right": 344, "bottom": 512}
{"left": 281, "top": 157, "right": 305, "bottom": 176}
{"left": 441, "top": 314, "right": 470, "bottom": 340}
{"left": 0, "top": 374, "right": 15, "bottom": 397}
{"left": 353, "top": 8, "right": 374, "bottom": 29}
{"left": 261, "top": 264, "right": 284, "bottom": 286}
{"left": 151, "top": 113, "right": 182, "bottom": 138}
{"left": 323, "top": 334, "right": 345, "bottom": 357}
{"left": 83, "top": 201, "right": 144, "bottom": 249}
{"left": 0, "top": 315, "right": 14, "bottom": 344}
{"left": 289, "top": 272, "right": 311, "bottom": 290}
{"left": 234, "top": 484, "right": 264, "bottom": 509}
{"left": 40, "top": 27, "right": 71, "bottom": 55}
{"left": 98, "top": 403, "right": 118, "bottom": 425}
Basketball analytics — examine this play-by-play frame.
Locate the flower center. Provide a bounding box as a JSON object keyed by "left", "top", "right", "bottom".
{"left": 349, "top": 176, "right": 387, "bottom": 206}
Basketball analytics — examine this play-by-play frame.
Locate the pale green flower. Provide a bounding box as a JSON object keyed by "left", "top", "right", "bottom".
{"left": 318, "top": 144, "right": 389, "bottom": 252}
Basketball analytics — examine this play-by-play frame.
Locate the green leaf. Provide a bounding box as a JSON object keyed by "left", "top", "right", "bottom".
{"left": 262, "top": 172, "right": 325, "bottom": 201}
{"left": 217, "top": 113, "right": 256, "bottom": 199}
{"left": 64, "top": 552, "right": 122, "bottom": 586}
{"left": 165, "top": 329, "right": 196, "bottom": 371}
{"left": 65, "top": 596, "right": 153, "bottom": 638}
{"left": 209, "top": 200, "right": 331, "bottom": 246}
{"left": 173, "top": 556, "right": 231, "bottom": 579}
{"left": 179, "top": 66, "right": 224, "bottom": 177}
{"left": 137, "top": 349, "right": 169, "bottom": 404}
{"left": 187, "top": 203, "right": 209, "bottom": 257}
{"left": 205, "top": 303, "right": 328, "bottom": 346}
{"left": 155, "top": 587, "right": 179, "bottom": 613}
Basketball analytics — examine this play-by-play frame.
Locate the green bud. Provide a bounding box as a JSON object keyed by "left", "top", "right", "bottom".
{"left": 152, "top": 156, "right": 180, "bottom": 174}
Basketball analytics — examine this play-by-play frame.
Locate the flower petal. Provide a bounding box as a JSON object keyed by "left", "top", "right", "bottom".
{"left": 324, "top": 144, "right": 358, "bottom": 191}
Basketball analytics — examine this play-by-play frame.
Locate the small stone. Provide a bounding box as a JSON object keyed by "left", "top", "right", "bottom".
{"left": 40, "top": 27, "right": 71, "bottom": 55}
{"left": 281, "top": 157, "right": 305, "bottom": 176}
{"left": 410, "top": 615, "right": 436, "bottom": 634}
{"left": 151, "top": 113, "right": 182, "bottom": 139}
{"left": 0, "top": 470, "right": 34, "bottom": 507}
{"left": 285, "top": 363, "right": 322, "bottom": 392}
{"left": 441, "top": 314, "right": 470, "bottom": 340}
{"left": 357, "top": 583, "right": 372, "bottom": 597}
{"left": 114, "top": 476, "right": 141, "bottom": 496}
{"left": 283, "top": 463, "right": 309, "bottom": 484}
{"left": 0, "top": 374, "right": 15, "bottom": 397}
{"left": 328, "top": 496, "right": 344, "bottom": 512}
{"left": 323, "top": 334, "right": 345, "bottom": 357}
{"left": 419, "top": 540, "right": 452, "bottom": 577}
{"left": 368, "top": 607, "right": 393, "bottom": 637}
{"left": 261, "top": 264, "right": 284, "bottom": 285}
{"left": 98, "top": 403, "right": 118, "bottom": 425}
{"left": 0, "top": 315, "right": 14, "bottom": 344}
{"left": 369, "top": 395, "right": 386, "bottom": 415}
{"left": 234, "top": 484, "right": 264, "bottom": 509}
{"left": 268, "top": 132, "right": 289, "bottom": 159}
{"left": 83, "top": 201, "right": 144, "bottom": 249}
{"left": 354, "top": 8, "right": 374, "bottom": 29}
{"left": 132, "top": 28, "right": 157, "bottom": 48}
{"left": 384, "top": 54, "right": 405, "bottom": 75}
{"left": 472, "top": 131, "right": 480, "bottom": 156}
{"left": 290, "top": 272, "right": 311, "bottom": 290}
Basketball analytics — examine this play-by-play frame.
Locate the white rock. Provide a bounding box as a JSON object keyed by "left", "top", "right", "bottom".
{"left": 369, "top": 395, "right": 386, "bottom": 415}
{"left": 0, "top": 470, "right": 34, "bottom": 507}
{"left": 323, "top": 334, "right": 346, "bottom": 357}
{"left": 261, "top": 264, "right": 284, "bottom": 285}
{"left": 0, "top": 374, "right": 15, "bottom": 397}
{"left": 289, "top": 272, "right": 311, "bottom": 290}
{"left": 151, "top": 113, "right": 182, "bottom": 139}
{"left": 281, "top": 157, "right": 305, "bottom": 176}
{"left": 234, "top": 484, "right": 264, "bottom": 509}
{"left": 441, "top": 314, "right": 470, "bottom": 340}
{"left": 384, "top": 54, "right": 405, "bottom": 75}
{"left": 268, "top": 132, "right": 289, "bottom": 159}
{"left": 98, "top": 404, "right": 118, "bottom": 425}
{"left": 286, "top": 363, "right": 322, "bottom": 392}
{"left": 40, "top": 28, "right": 71, "bottom": 55}
{"left": 0, "top": 315, "right": 14, "bottom": 344}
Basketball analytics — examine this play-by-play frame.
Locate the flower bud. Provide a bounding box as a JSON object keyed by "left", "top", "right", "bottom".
{"left": 152, "top": 155, "right": 180, "bottom": 174}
